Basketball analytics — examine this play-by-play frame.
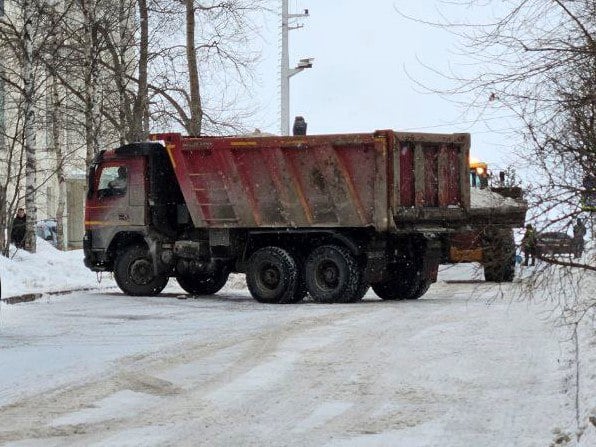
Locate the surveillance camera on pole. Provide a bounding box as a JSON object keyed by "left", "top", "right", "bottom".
{"left": 297, "top": 58, "right": 314, "bottom": 69}
{"left": 280, "top": 0, "right": 313, "bottom": 136}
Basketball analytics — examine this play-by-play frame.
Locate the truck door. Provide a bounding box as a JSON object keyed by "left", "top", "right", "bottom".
{"left": 89, "top": 157, "right": 146, "bottom": 227}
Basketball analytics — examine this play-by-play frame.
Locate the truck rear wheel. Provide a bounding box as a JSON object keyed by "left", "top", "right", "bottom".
{"left": 114, "top": 245, "right": 168, "bottom": 296}
{"left": 288, "top": 249, "right": 308, "bottom": 303}
{"left": 351, "top": 276, "right": 370, "bottom": 302}
{"left": 372, "top": 254, "right": 432, "bottom": 301}
{"left": 372, "top": 275, "right": 431, "bottom": 300}
{"left": 305, "top": 245, "right": 361, "bottom": 303}
{"left": 177, "top": 268, "right": 229, "bottom": 296}
{"left": 247, "top": 246, "right": 300, "bottom": 304}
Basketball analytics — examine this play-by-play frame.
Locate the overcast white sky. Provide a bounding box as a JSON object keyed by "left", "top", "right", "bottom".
{"left": 251, "top": 1, "right": 521, "bottom": 170}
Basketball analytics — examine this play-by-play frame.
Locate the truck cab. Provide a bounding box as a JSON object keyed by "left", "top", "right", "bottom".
{"left": 84, "top": 143, "right": 187, "bottom": 278}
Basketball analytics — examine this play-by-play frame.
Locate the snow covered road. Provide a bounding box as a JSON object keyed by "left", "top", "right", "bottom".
{"left": 0, "top": 279, "right": 576, "bottom": 447}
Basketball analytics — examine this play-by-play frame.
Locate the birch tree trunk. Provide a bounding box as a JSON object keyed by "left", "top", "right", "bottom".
{"left": 185, "top": 0, "right": 202, "bottom": 135}
{"left": 116, "top": 1, "right": 128, "bottom": 145}
{"left": 22, "top": 0, "right": 37, "bottom": 253}
{"left": 130, "top": 0, "right": 149, "bottom": 142}
{"left": 51, "top": 74, "right": 66, "bottom": 251}
{"left": 82, "top": 0, "right": 101, "bottom": 171}
{"left": 0, "top": 183, "right": 6, "bottom": 256}
{"left": 0, "top": 73, "right": 6, "bottom": 255}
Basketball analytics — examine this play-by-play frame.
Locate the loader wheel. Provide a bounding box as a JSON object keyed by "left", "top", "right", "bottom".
{"left": 305, "top": 245, "right": 361, "bottom": 303}
{"left": 247, "top": 247, "right": 299, "bottom": 304}
{"left": 483, "top": 230, "right": 516, "bottom": 282}
{"left": 177, "top": 268, "right": 229, "bottom": 296}
{"left": 114, "top": 245, "right": 168, "bottom": 296}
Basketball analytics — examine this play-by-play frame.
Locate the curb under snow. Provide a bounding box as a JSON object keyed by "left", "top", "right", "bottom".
{"left": 0, "top": 287, "right": 114, "bottom": 305}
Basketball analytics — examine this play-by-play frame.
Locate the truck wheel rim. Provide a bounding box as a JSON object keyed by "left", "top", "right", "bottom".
{"left": 316, "top": 260, "right": 339, "bottom": 290}
{"left": 259, "top": 262, "right": 281, "bottom": 290}
{"left": 130, "top": 259, "right": 153, "bottom": 285}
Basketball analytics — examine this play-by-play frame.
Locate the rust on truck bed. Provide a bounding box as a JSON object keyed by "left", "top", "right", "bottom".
{"left": 150, "top": 131, "right": 470, "bottom": 232}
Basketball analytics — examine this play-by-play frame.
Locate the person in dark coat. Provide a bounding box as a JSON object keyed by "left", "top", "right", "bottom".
{"left": 521, "top": 223, "right": 537, "bottom": 266}
{"left": 11, "top": 207, "right": 26, "bottom": 249}
{"left": 572, "top": 218, "right": 587, "bottom": 258}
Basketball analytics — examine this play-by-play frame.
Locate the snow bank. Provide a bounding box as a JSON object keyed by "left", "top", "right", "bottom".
{"left": 0, "top": 238, "right": 116, "bottom": 298}
{"left": 470, "top": 187, "right": 523, "bottom": 208}
{"left": 0, "top": 238, "right": 247, "bottom": 299}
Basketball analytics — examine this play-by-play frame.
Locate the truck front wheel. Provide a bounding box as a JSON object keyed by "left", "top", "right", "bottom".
{"left": 114, "top": 245, "right": 168, "bottom": 296}
{"left": 305, "top": 245, "right": 361, "bottom": 303}
{"left": 246, "top": 246, "right": 300, "bottom": 304}
{"left": 177, "top": 268, "right": 229, "bottom": 296}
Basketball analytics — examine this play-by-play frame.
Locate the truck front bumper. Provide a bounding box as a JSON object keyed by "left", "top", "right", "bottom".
{"left": 83, "top": 231, "right": 110, "bottom": 271}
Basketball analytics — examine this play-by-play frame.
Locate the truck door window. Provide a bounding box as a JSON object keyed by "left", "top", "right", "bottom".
{"left": 98, "top": 166, "right": 128, "bottom": 197}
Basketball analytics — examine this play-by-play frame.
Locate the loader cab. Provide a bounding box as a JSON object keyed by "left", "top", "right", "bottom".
{"left": 469, "top": 160, "right": 489, "bottom": 189}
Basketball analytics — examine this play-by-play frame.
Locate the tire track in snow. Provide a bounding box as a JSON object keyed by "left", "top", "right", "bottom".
{"left": 0, "top": 306, "right": 362, "bottom": 444}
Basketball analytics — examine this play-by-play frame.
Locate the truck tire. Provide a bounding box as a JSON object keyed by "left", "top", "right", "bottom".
{"left": 292, "top": 276, "right": 308, "bottom": 303}
{"left": 372, "top": 277, "right": 411, "bottom": 300}
{"left": 372, "top": 267, "right": 430, "bottom": 301}
{"left": 246, "top": 246, "right": 300, "bottom": 304}
{"left": 483, "top": 230, "right": 516, "bottom": 282}
{"left": 409, "top": 279, "right": 432, "bottom": 299}
{"left": 177, "top": 268, "right": 229, "bottom": 296}
{"left": 114, "top": 245, "right": 168, "bottom": 296}
{"left": 305, "top": 245, "right": 361, "bottom": 303}
{"left": 350, "top": 277, "right": 370, "bottom": 303}
{"left": 291, "top": 251, "right": 308, "bottom": 303}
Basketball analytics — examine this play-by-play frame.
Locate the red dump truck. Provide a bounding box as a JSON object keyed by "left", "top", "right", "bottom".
{"left": 84, "top": 130, "right": 524, "bottom": 303}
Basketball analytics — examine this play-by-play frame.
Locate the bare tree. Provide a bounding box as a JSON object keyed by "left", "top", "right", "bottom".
{"left": 21, "top": 0, "right": 38, "bottom": 252}
{"left": 399, "top": 0, "right": 595, "bottom": 270}
{"left": 148, "top": 0, "right": 266, "bottom": 135}
{"left": 399, "top": 2, "right": 595, "bottom": 440}
{"left": 0, "top": 0, "right": 50, "bottom": 253}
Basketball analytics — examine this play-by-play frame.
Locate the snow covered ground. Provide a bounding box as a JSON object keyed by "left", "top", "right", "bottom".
{"left": 0, "top": 241, "right": 594, "bottom": 446}
{"left": 0, "top": 239, "right": 118, "bottom": 298}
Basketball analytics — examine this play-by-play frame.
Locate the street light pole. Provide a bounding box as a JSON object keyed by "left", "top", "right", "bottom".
{"left": 280, "top": 0, "right": 311, "bottom": 136}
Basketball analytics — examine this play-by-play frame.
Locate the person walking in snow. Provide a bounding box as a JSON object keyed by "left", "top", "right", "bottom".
{"left": 572, "top": 218, "right": 587, "bottom": 258}
{"left": 521, "top": 224, "right": 537, "bottom": 266}
{"left": 11, "top": 207, "right": 26, "bottom": 249}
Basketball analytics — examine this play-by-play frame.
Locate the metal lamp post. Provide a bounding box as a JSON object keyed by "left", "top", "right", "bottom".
{"left": 280, "top": 0, "right": 312, "bottom": 136}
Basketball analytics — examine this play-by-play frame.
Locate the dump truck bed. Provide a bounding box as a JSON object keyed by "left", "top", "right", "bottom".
{"left": 151, "top": 130, "right": 471, "bottom": 231}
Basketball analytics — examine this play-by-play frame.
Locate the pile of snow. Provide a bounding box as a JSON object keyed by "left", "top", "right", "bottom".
{"left": 0, "top": 238, "right": 115, "bottom": 298}
{"left": 470, "top": 187, "right": 523, "bottom": 208}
